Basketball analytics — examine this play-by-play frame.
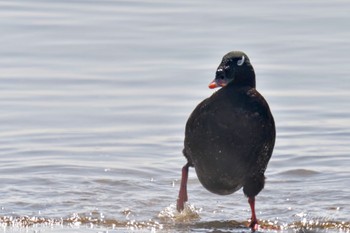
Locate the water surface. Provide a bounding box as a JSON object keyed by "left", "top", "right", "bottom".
{"left": 0, "top": 0, "right": 350, "bottom": 232}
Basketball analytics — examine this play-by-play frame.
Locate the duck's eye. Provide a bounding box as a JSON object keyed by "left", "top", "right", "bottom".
{"left": 237, "top": 55, "right": 245, "bottom": 66}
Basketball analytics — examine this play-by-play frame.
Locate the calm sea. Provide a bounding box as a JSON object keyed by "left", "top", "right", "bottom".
{"left": 0, "top": 1, "right": 349, "bottom": 232}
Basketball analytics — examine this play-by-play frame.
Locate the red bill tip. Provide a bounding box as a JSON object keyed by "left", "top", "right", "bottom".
{"left": 208, "top": 81, "right": 218, "bottom": 89}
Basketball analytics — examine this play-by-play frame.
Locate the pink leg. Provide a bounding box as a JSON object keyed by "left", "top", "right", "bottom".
{"left": 248, "top": 197, "right": 259, "bottom": 231}
{"left": 176, "top": 163, "right": 190, "bottom": 212}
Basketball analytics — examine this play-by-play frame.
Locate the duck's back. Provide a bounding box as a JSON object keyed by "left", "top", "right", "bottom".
{"left": 184, "top": 85, "right": 275, "bottom": 195}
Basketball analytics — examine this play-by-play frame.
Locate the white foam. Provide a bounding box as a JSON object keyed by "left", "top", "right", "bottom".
{"left": 158, "top": 203, "right": 201, "bottom": 222}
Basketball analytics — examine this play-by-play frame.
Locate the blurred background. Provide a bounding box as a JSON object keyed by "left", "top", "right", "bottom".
{"left": 0, "top": 0, "right": 349, "bottom": 232}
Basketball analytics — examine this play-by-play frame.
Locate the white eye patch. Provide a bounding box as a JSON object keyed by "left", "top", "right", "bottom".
{"left": 237, "top": 56, "right": 245, "bottom": 66}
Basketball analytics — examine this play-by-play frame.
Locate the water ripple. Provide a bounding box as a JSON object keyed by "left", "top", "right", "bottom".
{"left": 1, "top": 214, "right": 349, "bottom": 232}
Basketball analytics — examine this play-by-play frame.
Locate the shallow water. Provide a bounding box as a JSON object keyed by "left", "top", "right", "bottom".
{"left": 1, "top": 0, "right": 350, "bottom": 232}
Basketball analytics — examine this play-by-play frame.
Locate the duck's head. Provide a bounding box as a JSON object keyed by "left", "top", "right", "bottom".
{"left": 209, "top": 51, "right": 256, "bottom": 89}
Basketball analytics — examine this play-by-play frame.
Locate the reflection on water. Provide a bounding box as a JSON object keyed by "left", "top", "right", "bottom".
{"left": 1, "top": 0, "right": 350, "bottom": 232}
{"left": 1, "top": 212, "right": 350, "bottom": 232}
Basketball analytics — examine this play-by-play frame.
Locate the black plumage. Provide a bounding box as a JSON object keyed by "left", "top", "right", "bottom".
{"left": 177, "top": 51, "right": 275, "bottom": 231}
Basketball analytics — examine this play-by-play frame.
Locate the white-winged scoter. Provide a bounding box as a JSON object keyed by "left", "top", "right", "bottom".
{"left": 177, "top": 51, "right": 276, "bottom": 231}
